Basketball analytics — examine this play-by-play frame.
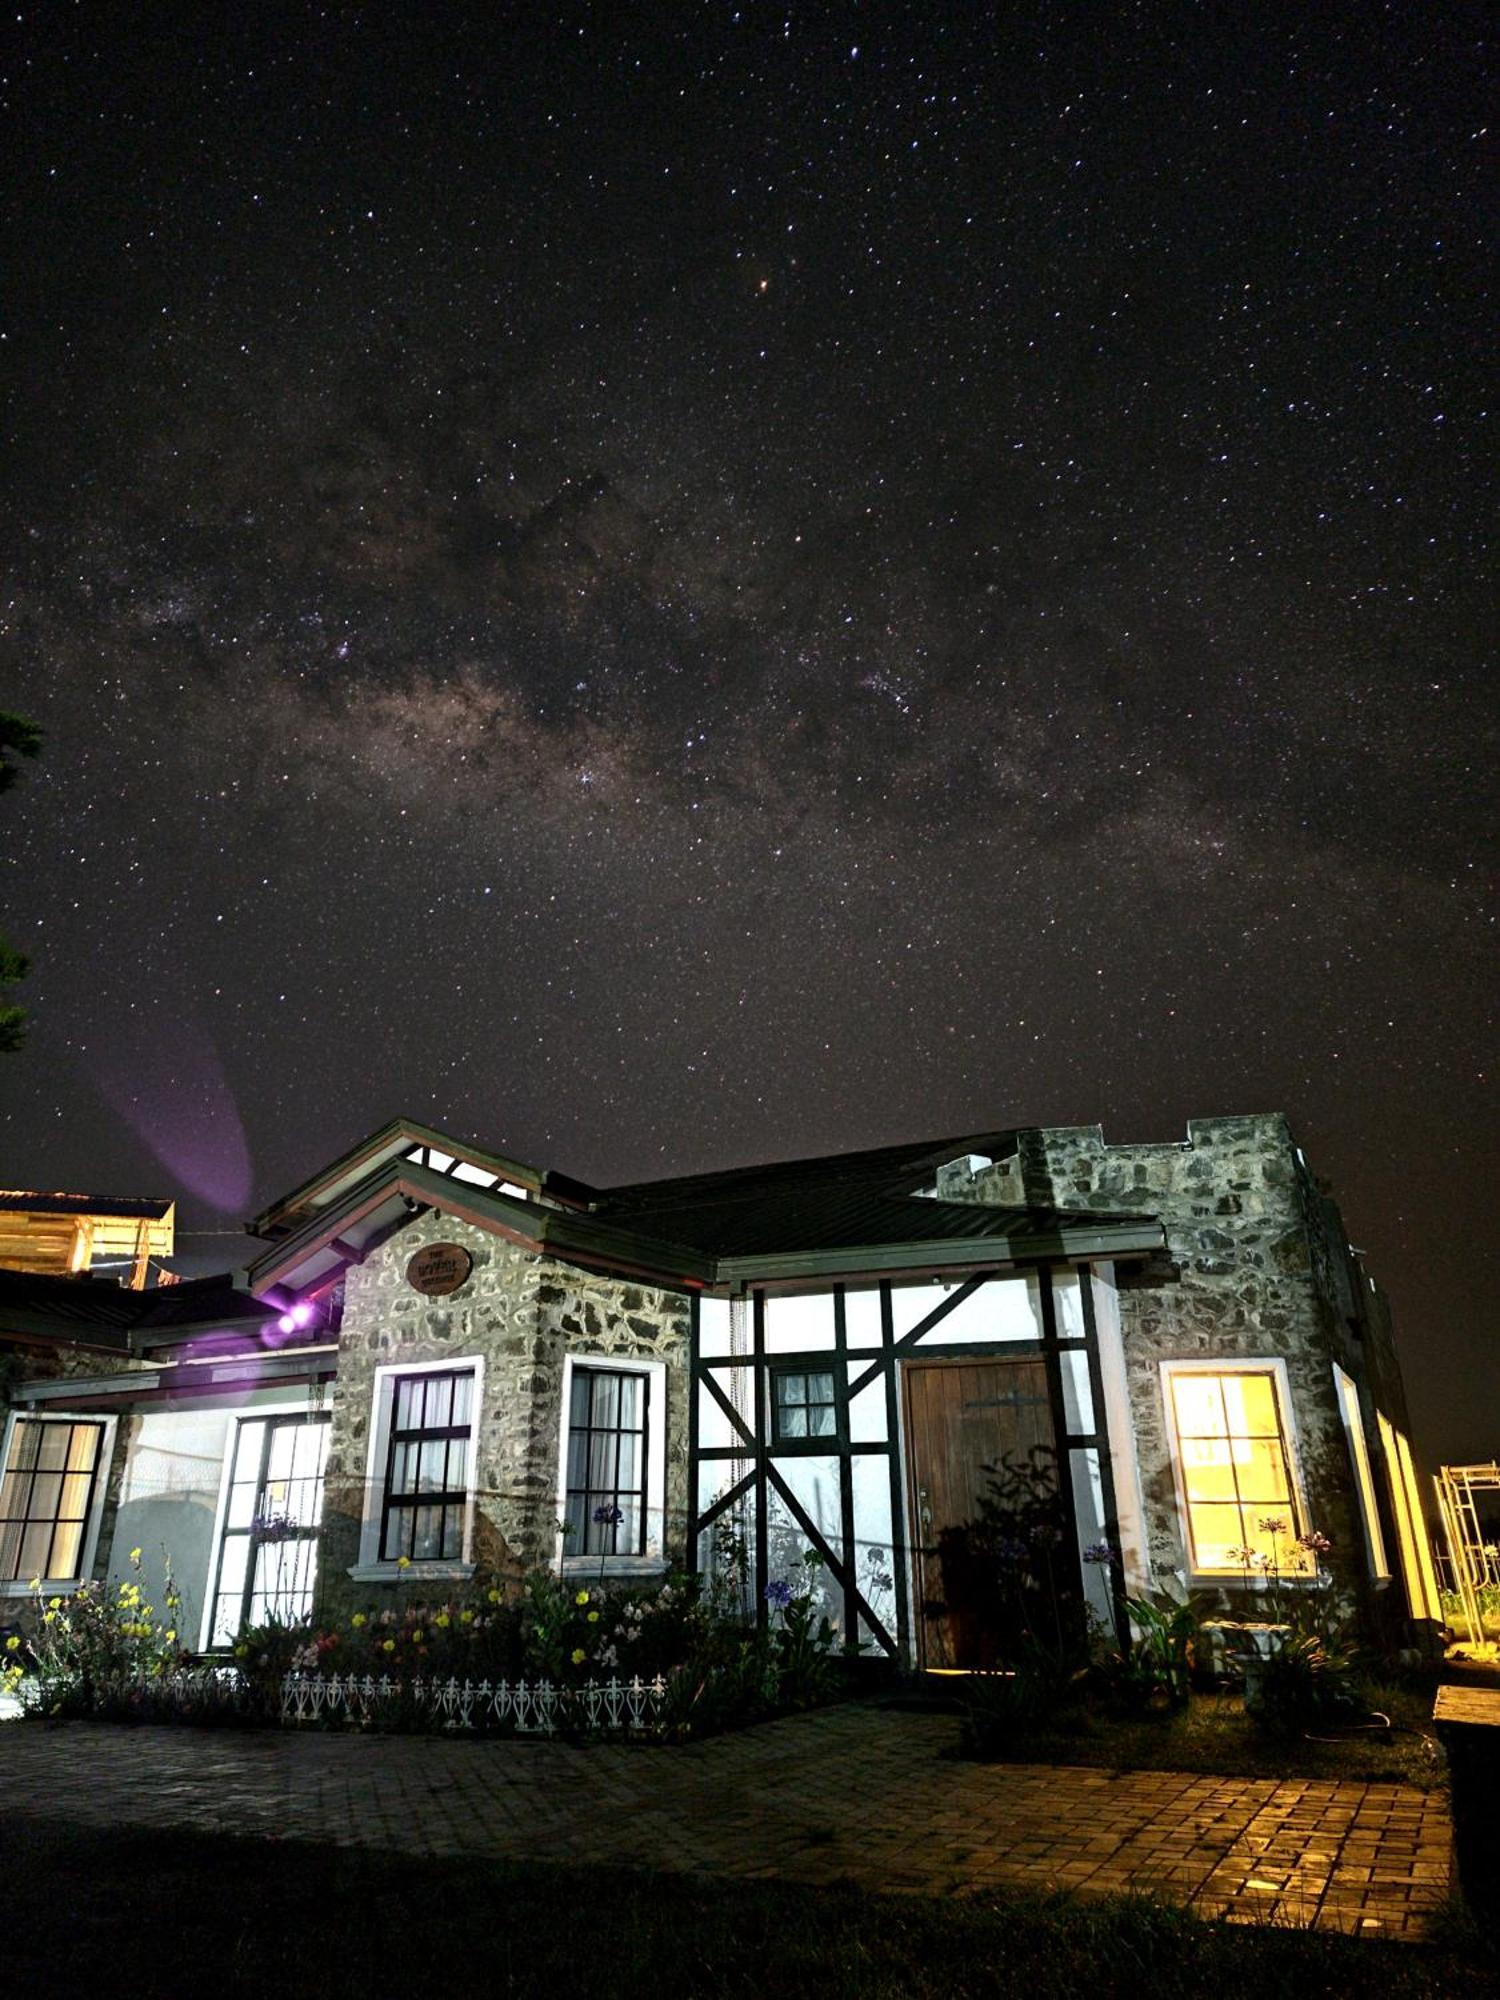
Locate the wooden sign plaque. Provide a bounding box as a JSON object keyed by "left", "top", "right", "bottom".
{"left": 405, "top": 1242, "right": 474, "bottom": 1297}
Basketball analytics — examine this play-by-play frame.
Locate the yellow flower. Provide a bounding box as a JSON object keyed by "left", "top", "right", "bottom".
{"left": 234, "top": 1644, "right": 248, "bottom": 1658}
{"left": 574, "top": 1590, "right": 590, "bottom": 1606}
{"left": 164, "top": 1631, "right": 176, "bottom": 1645}
{"left": 486, "top": 1588, "right": 501, "bottom": 1604}
{"left": 382, "top": 1639, "right": 396, "bottom": 1653}
{"left": 587, "top": 1611, "right": 599, "bottom": 1624}
{"left": 460, "top": 1609, "right": 475, "bottom": 1624}
{"left": 570, "top": 1647, "right": 587, "bottom": 1666}
{"left": 4, "top": 1635, "right": 19, "bottom": 1651}
{"left": 434, "top": 1613, "right": 450, "bottom": 1629}
{"left": 42, "top": 1612, "right": 56, "bottom": 1625}
{"left": 129, "top": 1547, "right": 143, "bottom": 1565}
{"left": 411, "top": 1629, "right": 425, "bottom": 1644}
{"left": 48, "top": 1596, "right": 62, "bottom": 1610}
{"left": 351, "top": 1613, "right": 367, "bottom": 1629}
{"left": 396, "top": 1556, "right": 412, "bottom": 1571}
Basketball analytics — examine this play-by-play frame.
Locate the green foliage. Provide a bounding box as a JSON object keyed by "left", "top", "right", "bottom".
{"left": 1243, "top": 1628, "right": 1366, "bottom": 1735}
{"left": 4, "top": 1548, "right": 189, "bottom": 1716}
{"left": 959, "top": 1654, "right": 1087, "bottom": 1756}
{"left": 1101, "top": 1588, "right": 1215, "bottom": 1714}
{"left": 969, "top": 1446, "right": 1088, "bottom": 1672}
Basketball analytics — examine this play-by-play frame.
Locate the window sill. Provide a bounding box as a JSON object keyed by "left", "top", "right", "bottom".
{"left": 0, "top": 1577, "right": 84, "bottom": 1597}
{"left": 559, "top": 1555, "right": 668, "bottom": 1580}
{"left": 346, "top": 1561, "right": 476, "bottom": 1585}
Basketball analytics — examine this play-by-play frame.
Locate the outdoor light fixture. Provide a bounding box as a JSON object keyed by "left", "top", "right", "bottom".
{"left": 276, "top": 1301, "right": 317, "bottom": 1334}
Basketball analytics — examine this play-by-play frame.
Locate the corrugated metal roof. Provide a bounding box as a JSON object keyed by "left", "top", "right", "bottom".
{"left": 0, "top": 1269, "right": 273, "bottom": 1347}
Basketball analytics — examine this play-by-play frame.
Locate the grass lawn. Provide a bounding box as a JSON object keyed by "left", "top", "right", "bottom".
{"left": 951, "top": 1682, "right": 1448, "bottom": 1790}
{"left": 1, "top": 1819, "right": 1494, "bottom": 1999}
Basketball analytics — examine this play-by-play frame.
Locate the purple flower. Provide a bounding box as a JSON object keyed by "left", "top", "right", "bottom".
{"left": 994, "top": 1536, "right": 1029, "bottom": 1566}
{"left": 1297, "top": 1530, "right": 1332, "bottom": 1554}
{"left": 1081, "top": 1541, "right": 1116, "bottom": 1566}
{"left": 763, "top": 1579, "right": 794, "bottom": 1609}
{"left": 592, "top": 1504, "right": 624, "bottom": 1526}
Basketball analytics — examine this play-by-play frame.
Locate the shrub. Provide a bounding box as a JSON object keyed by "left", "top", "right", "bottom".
{"left": 5, "top": 1547, "right": 190, "bottom": 1718}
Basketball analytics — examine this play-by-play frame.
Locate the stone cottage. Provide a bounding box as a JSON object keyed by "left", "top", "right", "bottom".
{"left": 0, "top": 1113, "right": 1443, "bottom": 1666}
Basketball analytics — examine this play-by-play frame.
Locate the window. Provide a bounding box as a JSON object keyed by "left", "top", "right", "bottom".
{"left": 556, "top": 1355, "right": 668, "bottom": 1572}
{"left": 352, "top": 1357, "right": 483, "bottom": 1579}
{"left": 1377, "top": 1412, "right": 1443, "bottom": 1621}
{"left": 565, "top": 1366, "right": 648, "bottom": 1555}
{"left": 1163, "top": 1364, "right": 1307, "bottom": 1576}
{"left": 380, "top": 1369, "right": 474, "bottom": 1562}
{"left": 773, "top": 1369, "right": 837, "bottom": 1440}
{"left": 205, "top": 1414, "right": 330, "bottom": 1649}
{"left": 1332, "top": 1365, "right": 1390, "bottom": 1581}
{"left": 0, "top": 1416, "right": 109, "bottom": 1588}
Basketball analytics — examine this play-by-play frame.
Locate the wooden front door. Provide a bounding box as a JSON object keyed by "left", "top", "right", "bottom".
{"left": 904, "top": 1357, "right": 1057, "bottom": 1670}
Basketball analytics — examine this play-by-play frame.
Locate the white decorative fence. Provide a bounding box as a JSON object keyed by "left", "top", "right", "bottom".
{"left": 279, "top": 1671, "right": 671, "bottom": 1735}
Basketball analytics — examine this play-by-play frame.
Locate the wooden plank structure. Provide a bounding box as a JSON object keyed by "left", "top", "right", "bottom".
{"left": 0, "top": 1192, "right": 174, "bottom": 1288}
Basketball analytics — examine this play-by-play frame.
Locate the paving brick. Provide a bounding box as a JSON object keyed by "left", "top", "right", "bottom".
{"left": 0, "top": 1704, "right": 1454, "bottom": 1939}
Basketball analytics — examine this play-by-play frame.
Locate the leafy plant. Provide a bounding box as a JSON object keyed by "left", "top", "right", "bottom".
{"left": 8, "top": 1547, "right": 188, "bottom": 1716}
{"left": 1244, "top": 1628, "right": 1366, "bottom": 1734}
{"left": 1103, "top": 1588, "right": 1215, "bottom": 1713}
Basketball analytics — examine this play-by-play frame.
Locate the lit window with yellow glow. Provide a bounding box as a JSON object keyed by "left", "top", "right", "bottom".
{"left": 1165, "top": 1367, "right": 1306, "bottom": 1575}
{"left": 1332, "top": 1364, "right": 1389, "bottom": 1581}
{"left": 1377, "top": 1411, "right": 1443, "bottom": 1621}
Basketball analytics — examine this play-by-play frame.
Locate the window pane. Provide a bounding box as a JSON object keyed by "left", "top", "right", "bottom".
{"left": 1171, "top": 1376, "right": 1225, "bottom": 1437}
{"left": 775, "top": 1374, "right": 800, "bottom": 1405}
{"left": 615, "top": 1435, "right": 639, "bottom": 1489}
{"left": 394, "top": 1378, "right": 417, "bottom": 1428}
{"left": 1224, "top": 1373, "right": 1279, "bottom": 1438}
{"left": 10, "top": 1424, "right": 42, "bottom": 1472}
{"left": 781, "top": 1406, "right": 808, "bottom": 1438}
{"left": 28, "top": 1472, "right": 62, "bottom": 1522}
{"left": 266, "top": 1424, "right": 296, "bottom": 1480}
{"left": 418, "top": 1439, "right": 447, "bottom": 1493}
{"left": 1180, "top": 1436, "right": 1237, "bottom": 1502}
{"left": 810, "top": 1374, "right": 835, "bottom": 1403}
{"left": 616, "top": 1375, "right": 641, "bottom": 1428}
{"left": 19, "top": 1522, "right": 53, "bottom": 1578}
{"left": 65, "top": 1426, "right": 100, "bottom": 1474}
{"left": 570, "top": 1371, "right": 591, "bottom": 1424}
{"left": 592, "top": 1372, "right": 620, "bottom": 1429}
{"left": 49, "top": 1521, "right": 83, "bottom": 1578}
{"left": 58, "top": 1472, "right": 93, "bottom": 1521}
{"left": 1238, "top": 1438, "right": 1292, "bottom": 1504}
{"left": 0, "top": 1517, "right": 25, "bottom": 1578}
{"left": 0, "top": 1469, "right": 27, "bottom": 1518}
{"left": 428, "top": 1375, "right": 454, "bottom": 1429}
{"left": 1186, "top": 1501, "right": 1244, "bottom": 1570}
{"left": 35, "top": 1427, "right": 70, "bottom": 1471}
{"left": 413, "top": 1506, "right": 442, "bottom": 1560}
{"left": 446, "top": 1438, "right": 469, "bottom": 1496}
{"left": 451, "top": 1373, "right": 472, "bottom": 1425}
{"left": 810, "top": 1405, "right": 837, "bottom": 1438}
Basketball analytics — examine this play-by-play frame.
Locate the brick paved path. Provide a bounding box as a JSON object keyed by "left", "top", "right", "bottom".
{"left": 0, "top": 1704, "right": 1452, "bottom": 1938}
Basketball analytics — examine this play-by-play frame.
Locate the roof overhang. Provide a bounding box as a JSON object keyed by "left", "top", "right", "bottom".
{"left": 713, "top": 1219, "right": 1166, "bottom": 1287}
{"left": 248, "top": 1117, "right": 594, "bottom": 1242}
{"left": 246, "top": 1156, "right": 718, "bottom": 1296}
{"left": 8, "top": 1348, "right": 338, "bottom": 1408}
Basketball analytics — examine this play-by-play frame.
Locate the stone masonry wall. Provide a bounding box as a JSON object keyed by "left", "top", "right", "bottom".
{"left": 940, "top": 1115, "right": 1400, "bottom": 1627}
{"left": 316, "top": 1207, "right": 689, "bottom": 1622}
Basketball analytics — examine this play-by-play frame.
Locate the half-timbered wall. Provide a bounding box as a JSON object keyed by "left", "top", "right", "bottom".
{"left": 691, "top": 1264, "right": 1126, "bottom": 1663}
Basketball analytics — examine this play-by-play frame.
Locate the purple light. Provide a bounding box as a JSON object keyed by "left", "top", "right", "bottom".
{"left": 292, "top": 1302, "right": 315, "bottom": 1328}
{"left": 277, "top": 1312, "right": 297, "bottom": 1334}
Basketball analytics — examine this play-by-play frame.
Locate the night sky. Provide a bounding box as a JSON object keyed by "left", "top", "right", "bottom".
{"left": 1, "top": 6, "right": 1493, "bottom": 1460}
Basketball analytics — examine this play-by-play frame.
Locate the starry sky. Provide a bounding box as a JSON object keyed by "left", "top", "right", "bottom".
{"left": 1, "top": 5, "right": 1493, "bottom": 1459}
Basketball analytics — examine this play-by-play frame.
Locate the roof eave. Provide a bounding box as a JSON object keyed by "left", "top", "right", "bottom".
{"left": 713, "top": 1221, "right": 1165, "bottom": 1285}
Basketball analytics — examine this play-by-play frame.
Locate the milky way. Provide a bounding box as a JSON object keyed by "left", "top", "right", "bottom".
{"left": 1, "top": 5, "right": 1493, "bottom": 1457}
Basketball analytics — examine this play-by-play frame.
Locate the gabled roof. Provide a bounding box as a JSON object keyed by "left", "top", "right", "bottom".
{"left": 248, "top": 1119, "right": 1165, "bottom": 1296}
{"left": 248, "top": 1116, "right": 592, "bottom": 1240}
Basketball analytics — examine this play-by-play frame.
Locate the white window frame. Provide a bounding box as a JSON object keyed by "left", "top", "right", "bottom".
{"left": 348, "top": 1355, "right": 484, "bottom": 1583}
{"left": 554, "top": 1352, "right": 668, "bottom": 1579}
{"left": 1159, "top": 1358, "right": 1312, "bottom": 1584}
{"left": 0, "top": 1409, "right": 118, "bottom": 1597}
{"left": 1331, "top": 1363, "right": 1391, "bottom": 1584}
{"left": 199, "top": 1399, "right": 332, "bottom": 1651}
